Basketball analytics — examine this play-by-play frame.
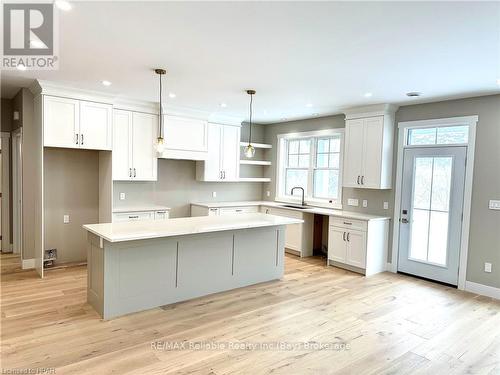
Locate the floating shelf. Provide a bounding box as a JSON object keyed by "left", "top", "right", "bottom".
{"left": 239, "top": 142, "right": 272, "bottom": 149}
{"left": 240, "top": 160, "right": 272, "bottom": 166}
{"left": 238, "top": 177, "right": 271, "bottom": 182}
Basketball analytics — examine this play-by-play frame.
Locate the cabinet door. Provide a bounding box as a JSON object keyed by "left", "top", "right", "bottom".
{"left": 164, "top": 115, "right": 208, "bottom": 152}
{"left": 361, "top": 116, "right": 384, "bottom": 188}
{"left": 43, "top": 96, "right": 79, "bottom": 148}
{"left": 202, "top": 124, "right": 222, "bottom": 181}
{"left": 79, "top": 101, "right": 112, "bottom": 150}
{"left": 328, "top": 227, "right": 347, "bottom": 262}
{"left": 112, "top": 110, "right": 132, "bottom": 180}
{"left": 346, "top": 230, "right": 366, "bottom": 268}
{"left": 132, "top": 112, "right": 157, "bottom": 181}
{"left": 343, "top": 118, "right": 364, "bottom": 187}
{"left": 220, "top": 125, "right": 240, "bottom": 181}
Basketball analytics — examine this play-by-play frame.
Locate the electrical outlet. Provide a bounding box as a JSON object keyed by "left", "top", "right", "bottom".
{"left": 119, "top": 192, "right": 126, "bottom": 200}
{"left": 63, "top": 215, "right": 70, "bottom": 224}
{"left": 13, "top": 111, "right": 19, "bottom": 120}
{"left": 347, "top": 198, "right": 359, "bottom": 207}
{"left": 212, "top": 191, "right": 217, "bottom": 198}
{"left": 383, "top": 202, "right": 389, "bottom": 210}
{"left": 484, "top": 262, "right": 492, "bottom": 273}
{"left": 362, "top": 199, "right": 368, "bottom": 208}
{"left": 489, "top": 200, "right": 500, "bottom": 210}
{"left": 266, "top": 191, "right": 271, "bottom": 197}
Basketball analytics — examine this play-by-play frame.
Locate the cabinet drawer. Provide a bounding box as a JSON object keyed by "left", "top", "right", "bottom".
{"left": 329, "top": 217, "right": 367, "bottom": 231}
{"left": 154, "top": 211, "right": 170, "bottom": 220}
{"left": 219, "top": 206, "right": 259, "bottom": 215}
{"left": 113, "top": 211, "right": 154, "bottom": 222}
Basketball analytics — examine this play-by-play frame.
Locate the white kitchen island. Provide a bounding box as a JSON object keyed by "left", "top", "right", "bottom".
{"left": 83, "top": 213, "right": 303, "bottom": 319}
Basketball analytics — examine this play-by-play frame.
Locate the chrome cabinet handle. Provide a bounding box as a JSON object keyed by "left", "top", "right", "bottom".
{"left": 361, "top": 176, "right": 364, "bottom": 185}
{"left": 129, "top": 168, "right": 132, "bottom": 178}
{"left": 357, "top": 176, "right": 360, "bottom": 185}
{"left": 80, "top": 134, "right": 84, "bottom": 145}
{"left": 343, "top": 222, "right": 352, "bottom": 225}
{"left": 75, "top": 134, "right": 79, "bottom": 144}
{"left": 347, "top": 232, "right": 350, "bottom": 242}
{"left": 219, "top": 171, "right": 223, "bottom": 179}
{"left": 133, "top": 168, "right": 137, "bottom": 177}
{"left": 343, "top": 232, "right": 346, "bottom": 241}
{"left": 129, "top": 215, "right": 139, "bottom": 219}
{"left": 223, "top": 170, "right": 226, "bottom": 179}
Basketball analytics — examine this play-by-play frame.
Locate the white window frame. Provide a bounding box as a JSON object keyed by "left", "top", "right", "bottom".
{"left": 276, "top": 129, "right": 344, "bottom": 209}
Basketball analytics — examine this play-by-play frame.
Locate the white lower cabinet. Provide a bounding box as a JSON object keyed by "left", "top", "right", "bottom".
{"left": 191, "top": 205, "right": 259, "bottom": 217}
{"left": 112, "top": 210, "right": 170, "bottom": 223}
{"left": 328, "top": 216, "right": 389, "bottom": 276}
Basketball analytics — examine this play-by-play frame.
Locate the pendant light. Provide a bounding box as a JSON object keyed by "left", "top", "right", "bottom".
{"left": 244, "top": 89, "right": 256, "bottom": 158}
{"left": 155, "top": 68, "right": 167, "bottom": 153}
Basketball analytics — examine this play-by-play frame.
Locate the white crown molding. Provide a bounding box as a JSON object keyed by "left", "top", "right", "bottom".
{"left": 29, "top": 80, "right": 116, "bottom": 104}
{"left": 343, "top": 103, "right": 399, "bottom": 120}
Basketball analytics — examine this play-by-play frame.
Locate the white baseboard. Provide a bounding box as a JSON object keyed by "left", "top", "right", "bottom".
{"left": 465, "top": 281, "right": 500, "bottom": 300}
{"left": 22, "top": 258, "right": 35, "bottom": 269}
{"left": 386, "top": 262, "right": 397, "bottom": 273}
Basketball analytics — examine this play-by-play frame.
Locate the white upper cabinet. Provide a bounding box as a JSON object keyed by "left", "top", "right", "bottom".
{"left": 196, "top": 123, "right": 241, "bottom": 182}
{"left": 43, "top": 96, "right": 112, "bottom": 151}
{"left": 112, "top": 110, "right": 157, "bottom": 181}
{"left": 343, "top": 109, "right": 395, "bottom": 189}
{"left": 159, "top": 115, "right": 208, "bottom": 160}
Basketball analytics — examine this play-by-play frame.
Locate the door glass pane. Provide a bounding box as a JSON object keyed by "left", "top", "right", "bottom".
{"left": 413, "top": 157, "right": 432, "bottom": 209}
{"left": 285, "top": 169, "right": 308, "bottom": 195}
{"left": 428, "top": 211, "right": 449, "bottom": 265}
{"left": 436, "top": 126, "right": 468, "bottom": 144}
{"left": 431, "top": 157, "right": 452, "bottom": 211}
{"left": 313, "top": 170, "right": 339, "bottom": 199}
{"left": 409, "top": 208, "right": 429, "bottom": 261}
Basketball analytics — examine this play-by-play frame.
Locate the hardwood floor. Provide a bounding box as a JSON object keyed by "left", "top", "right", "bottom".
{"left": 1, "top": 254, "right": 499, "bottom": 374}
{"left": 0, "top": 252, "right": 23, "bottom": 275}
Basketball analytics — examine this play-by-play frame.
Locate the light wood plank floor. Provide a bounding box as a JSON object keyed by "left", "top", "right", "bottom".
{"left": 1, "top": 255, "right": 499, "bottom": 374}
{"left": 0, "top": 253, "right": 23, "bottom": 275}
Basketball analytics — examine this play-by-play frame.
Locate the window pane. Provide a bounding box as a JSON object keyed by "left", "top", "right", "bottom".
{"left": 299, "top": 139, "right": 310, "bottom": 154}
{"left": 285, "top": 169, "right": 308, "bottom": 196}
{"left": 316, "top": 153, "right": 328, "bottom": 168}
{"left": 431, "top": 157, "right": 452, "bottom": 211}
{"left": 409, "top": 209, "right": 429, "bottom": 261}
{"left": 329, "top": 137, "right": 340, "bottom": 152}
{"left": 436, "top": 126, "right": 468, "bottom": 144}
{"left": 317, "top": 139, "right": 329, "bottom": 153}
{"left": 428, "top": 211, "right": 449, "bottom": 265}
{"left": 288, "top": 154, "right": 298, "bottom": 167}
{"left": 298, "top": 154, "right": 310, "bottom": 168}
{"left": 408, "top": 128, "right": 436, "bottom": 145}
{"left": 413, "top": 157, "right": 433, "bottom": 210}
{"left": 288, "top": 140, "right": 299, "bottom": 154}
{"left": 329, "top": 153, "right": 340, "bottom": 168}
{"left": 313, "top": 169, "right": 339, "bottom": 199}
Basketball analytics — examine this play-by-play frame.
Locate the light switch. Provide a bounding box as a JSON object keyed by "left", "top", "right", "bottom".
{"left": 63, "top": 215, "right": 70, "bottom": 224}
{"left": 484, "top": 262, "right": 492, "bottom": 273}
{"left": 362, "top": 200, "right": 368, "bottom": 208}
{"left": 119, "top": 192, "right": 126, "bottom": 200}
{"left": 266, "top": 191, "right": 271, "bottom": 197}
{"left": 383, "top": 202, "right": 389, "bottom": 210}
{"left": 212, "top": 191, "right": 217, "bottom": 198}
{"left": 13, "top": 111, "right": 19, "bottom": 120}
{"left": 347, "top": 198, "right": 359, "bottom": 207}
{"left": 489, "top": 200, "right": 500, "bottom": 210}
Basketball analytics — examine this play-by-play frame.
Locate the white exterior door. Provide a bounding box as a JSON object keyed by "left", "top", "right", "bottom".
{"left": 361, "top": 116, "right": 384, "bottom": 188}
{"left": 221, "top": 125, "right": 240, "bottom": 181}
{"left": 398, "top": 146, "right": 467, "bottom": 285}
{"left": 328, "top": 227, "right": 347, "bottom": 262}
{"left": 79, "top": 101, "right": 112, "bottom": 150}
{"left": 112, "top": 110, "right": 132, "bottom": 180}
{"left": 132, "top": 112, "right": 157, "bottom": 181}
{"left": 346, "top": 230, "right": 366, "bottom": 268}
{"left": 43, "top": 96, "right": 79, "bottom": 148}
{"left": 343, "top": 118, "right": 364, "bottom": 187}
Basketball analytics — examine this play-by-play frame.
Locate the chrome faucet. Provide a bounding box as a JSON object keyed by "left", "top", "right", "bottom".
{"left": 291, "top": 186, "right": 305, "bottom": 206}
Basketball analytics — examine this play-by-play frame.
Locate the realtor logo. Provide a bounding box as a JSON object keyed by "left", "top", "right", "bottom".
{"left": 2, "top": 2, "right": 59, "bottom": 70}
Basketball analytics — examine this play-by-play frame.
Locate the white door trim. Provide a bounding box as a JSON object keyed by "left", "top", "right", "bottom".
{"left": 12, "top": 128, "right": 23, "bottom": 256}
{"left": 390, "top": 115, "right": 478, "bottom": 291}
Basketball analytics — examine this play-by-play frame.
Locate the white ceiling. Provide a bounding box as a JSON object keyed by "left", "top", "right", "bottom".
{"left": 2, "top": 1, "right": 500, "bottom": 123}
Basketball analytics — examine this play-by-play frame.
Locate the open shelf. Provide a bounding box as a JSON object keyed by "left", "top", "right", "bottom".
{"left": 239, "top": 142, "right": 272, "bottom": 149}
{"left": 238, "top": 177, "right": 271, "bottom": 182}
{"left": 239, "top": 160, "right": 272, "bottom": 166}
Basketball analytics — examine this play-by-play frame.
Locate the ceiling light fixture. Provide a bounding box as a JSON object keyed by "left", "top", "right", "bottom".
{"left": 243, "top": 89, "right": 256, "bottom": 158}
{"left": 155, "top": 68, "right": 167, "bottom": 153}
{"left": 102, "top": 80, "right": 112, "bottom": 86}
{"left": 17, "top": 63, "right": 27, "bottom": 71}
{"left": 364, "top": 92, "right": 373, "bottom": 98}
{"left": 168, "top": 92, "right": 176, "bottom": 98}
{"left": 55, "top": 0, "right": 72, "bottom": 11}
{"left": 406, "top": 91, "right": 422, "bottom": 97}
{"left": 220, "top": 102, "right": 227, "bottom": 108}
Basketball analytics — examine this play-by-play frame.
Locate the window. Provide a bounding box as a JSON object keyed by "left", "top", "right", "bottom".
{"left": 277, "top": 130, "right": 344, "bottom": 208}
{"left": 407, "top": 125, "right": 469, "bottom": 146}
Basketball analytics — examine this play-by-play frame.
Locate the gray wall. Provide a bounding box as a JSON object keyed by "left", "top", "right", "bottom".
{"left": 44, "top": 148, "right": 99, "bottom": 264}
{"left": 113, "top": 123, "right": 265, "bottom": 218}
{"left": 1, "top": 98, "right": 13, "bottom": 132}
{"left": 262, "top": 94, "right": 500, "bottom": 289}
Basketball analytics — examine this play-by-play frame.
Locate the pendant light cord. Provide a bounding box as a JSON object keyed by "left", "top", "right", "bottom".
{"left": 159, "top": 73, "right": 163, "bottom": 139}
{"left": 248, "top": 93, "right": 253, "bottom": 145}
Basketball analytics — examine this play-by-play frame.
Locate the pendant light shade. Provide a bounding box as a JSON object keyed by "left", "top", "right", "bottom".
{"left": 155, "top": 68, "right": 167, "bottom": 153}
{"left": 244, "top": 89, "right": 256, "bottom": 158}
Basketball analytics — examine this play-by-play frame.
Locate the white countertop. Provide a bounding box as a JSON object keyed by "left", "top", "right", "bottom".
{"left": 83, "top": 213, "right": 303, "bottom": 243}
{"left": 191, "top": 201, "right": 390, "bottom": 221}
{"left": 112, "top": 205, "right": 171, "bottom": 213}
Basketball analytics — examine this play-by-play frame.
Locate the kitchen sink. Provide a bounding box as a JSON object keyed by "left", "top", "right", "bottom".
{"left": 281, "top": 205, "right": 309, "bottom": 210}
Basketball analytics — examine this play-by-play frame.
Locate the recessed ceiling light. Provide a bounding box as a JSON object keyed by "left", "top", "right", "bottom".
{"left": 220, "top": 102, "right": 227, "bottom": 108}
{"left": 55, "top": 0, "right": 72, "bottom": 11}
{"left": 306, "top": 103, "right": 313, "bottom": 108}
{"left": 17, "top": 63, "right": 26, "bottom": 71}
{"left": 364, "top": 92, "right": 373, "bottom": 98}
{"left": 30, "top": 39, "right": 45, "bottom": 49}
{"left": 168, "top": 92, "right": 176, "bottom": 98}
{"left": 496, "top": 78, "right": 500, "bottom": 85}
{"left": 406, "top": 91, "right": 422, "bottom": 97}
{"left": 101, "top": 80, "right": 112, "bottom": 86}
{"left": 312, "top": 113, "right": 319, "bottom": 116}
